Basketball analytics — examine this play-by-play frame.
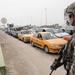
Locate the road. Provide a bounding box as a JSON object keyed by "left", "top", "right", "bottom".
{"left": 0, "top": 30, "right": 66, "bottom": 75}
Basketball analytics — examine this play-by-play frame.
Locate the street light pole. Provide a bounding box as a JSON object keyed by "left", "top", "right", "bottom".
{"left": 45, "top": 8, "right": 47, "bottom": 26}
{"left": 30, "top": 17, "right": 32, "bottom": 26}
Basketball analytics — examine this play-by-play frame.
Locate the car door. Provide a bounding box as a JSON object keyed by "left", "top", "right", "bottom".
{"left": 32, "top": 33, "right": 38, "bottom": 45}
{"left": 36, "top": 33, "right": 44, "bottom": 48}
{"left": 18, "top": 32, "right": 23, "bottom": 40}
{"left": 18, "top": 32, "right": 21, "bottom": 39}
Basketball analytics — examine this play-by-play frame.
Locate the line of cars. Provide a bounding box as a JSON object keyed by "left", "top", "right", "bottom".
{"left": 5, "top": 27, "right": 69, "bottom": 54}
{"left": 5, "top": 27, "right": 22, "bottom": 38}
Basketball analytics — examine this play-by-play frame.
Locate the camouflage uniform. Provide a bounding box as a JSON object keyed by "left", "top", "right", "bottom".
{"left": 69, "top": 33, "right": 75, "bottom": 75}
{"left": 50, "top": 2, "right": 75, "bottom": 75}
{"left": 65, "top": 2, "right": 75, "bottom": 75}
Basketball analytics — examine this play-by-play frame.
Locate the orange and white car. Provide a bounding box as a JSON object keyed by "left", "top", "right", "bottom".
{"left": 30, "top": 32, "right": 67, "bottom": 53}
{"left": 18, "top": 30, "right": 34, "bottom": 42}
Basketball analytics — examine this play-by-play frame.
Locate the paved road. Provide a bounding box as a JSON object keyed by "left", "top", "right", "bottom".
{"left": 0, "top": 30, "right": 66, "bottom": 75}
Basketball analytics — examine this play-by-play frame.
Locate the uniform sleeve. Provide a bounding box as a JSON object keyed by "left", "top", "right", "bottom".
{"left": 69, "top": 42, "right": 75, "bottom": 75}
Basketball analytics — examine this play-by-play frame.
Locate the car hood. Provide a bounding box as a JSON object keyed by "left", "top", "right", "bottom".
{"left": 55, "top": 32, "right": 69, "bottom": 37}
{"left": 23, "top": 34, "right": 33, "bottom": 37}
{"left": 46, "top": 38, "right": 67, "bottom": 45}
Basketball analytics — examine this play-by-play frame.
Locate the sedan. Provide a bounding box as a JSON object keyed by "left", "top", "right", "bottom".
{"left": 30, "top": 32, "right": 67, "bottom": 53}
{"left": 46, "top": 28, "right": 69, "bottom": 38}
{"left": 18, "top": 30, "right": 34, "bottom": 42}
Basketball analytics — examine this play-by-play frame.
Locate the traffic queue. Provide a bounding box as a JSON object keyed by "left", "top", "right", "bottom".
{"left": 3, "top": 25, "right": 71, "bottom": 54}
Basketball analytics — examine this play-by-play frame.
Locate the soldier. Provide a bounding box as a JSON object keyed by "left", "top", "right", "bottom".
{"left": 65, "top": 2, "right": 75, "bottom": 75}
{"left": 50, "top": 2, "right": 75, "bottom": 75}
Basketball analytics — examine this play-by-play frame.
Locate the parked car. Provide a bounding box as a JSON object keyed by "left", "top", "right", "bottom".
{"left": 6, "top": 27, "right": 21, "bottom": 37}
{"left": 28, "top": 28, "right": 36, "bottom": 33}
{"left": 55, "top": 29, "right": 70, "bottom": 38}
{"left": 11, "top": 30, "right": 20, "bottom": 38}
{"left": 46, "top": 28, "right": 70, "bottom": 38}
{"left": 37, "top": 28, "right": 69, "bottom": 38}
{"left": 18, "top": 30, "right": 34, "bottom": 42}
{"left": 30, "top": 32, "right": 67, "bottom": 53}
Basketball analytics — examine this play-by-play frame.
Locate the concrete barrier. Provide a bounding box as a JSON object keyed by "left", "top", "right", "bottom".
{"left": 0, "top": 45, "right": 6, "bottom": 75}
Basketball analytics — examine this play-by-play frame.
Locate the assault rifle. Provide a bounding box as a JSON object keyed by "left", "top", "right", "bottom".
{"left": 49, "top": 58, "right": 64, "bottom": 75}
{"left": 49, "top": 45, "right": 65, "bottom": 75}
{"left": 49, "top": 59, "right": 58, "bottom": 75}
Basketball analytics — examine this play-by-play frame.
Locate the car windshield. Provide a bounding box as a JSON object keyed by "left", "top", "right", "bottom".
{"left": 42, "top": 33, "right": 57, "bottom": 40}
{"left": 22, "top": 31, "right": 32, "bottom": 34}
{"left": 28, "top": 29, "right": 36, "bottom": 34}
{"left": 46, "top": 29, "right": 57, "bottom": 33}
{"left": 55, "top": 29, "right": 63, "bottom": 33}
{"left": 47, "top": 29, "right": 63, "bottom": 34}
{"left": 37, "top": 28, "right": 43, "bottom": 32}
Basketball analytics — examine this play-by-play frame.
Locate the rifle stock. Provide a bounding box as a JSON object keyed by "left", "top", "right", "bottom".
{"left": 49, "top": 59, "right": 58, "bottom": 75}
{"left": 49, "top": 70, "right": 54, "bottom": 75}
{"left": 49, "top": 56, "right": 63, "bottom": 75}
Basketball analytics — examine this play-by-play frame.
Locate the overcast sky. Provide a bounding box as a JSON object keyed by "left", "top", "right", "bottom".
{"left": 0, "top": 0, "right": 75, "bottom": 26}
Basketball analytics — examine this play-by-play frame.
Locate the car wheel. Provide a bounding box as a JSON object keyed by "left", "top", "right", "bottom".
{"left": 44, "top": 46, "right": 49, "bottom": 53}
{"left": 31, "top": 42, "right": 35, "bottom": 47}
{"left": 22, "top": 38, "right": 25, "bottom": 42}
{"left": 23, "top": 38, "right": 25, "bottom": 42}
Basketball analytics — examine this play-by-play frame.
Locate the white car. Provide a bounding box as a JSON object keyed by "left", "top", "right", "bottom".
{"left": 55, "top": 29, "right": 69, "bottom": 38}
{"left": 46, "top": 28, "right": 70, "bottom": 38}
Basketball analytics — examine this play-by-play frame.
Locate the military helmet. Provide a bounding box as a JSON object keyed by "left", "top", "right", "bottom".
{"left": 66, "top": 2, "right": 75, "bottom": 15}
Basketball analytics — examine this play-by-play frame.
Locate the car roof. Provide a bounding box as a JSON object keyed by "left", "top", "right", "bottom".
{"left": 38, "top": 32, "right": 51, "bottom": 34}
{"left": 20, "top": 30, "right": 30, "bottom": 32}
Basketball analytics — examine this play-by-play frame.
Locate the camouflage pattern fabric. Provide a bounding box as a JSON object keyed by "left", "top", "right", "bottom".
{"left": 66, "top": 2, "right": 75, "bottom": 15}
{"left": 69, "top": 33, "right": 75, "bottom": 75}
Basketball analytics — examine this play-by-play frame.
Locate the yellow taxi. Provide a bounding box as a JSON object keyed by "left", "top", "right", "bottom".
{"left": 18, "top": 30, "right": 34, "bottom": 42}
{"left": 30, "top": 32, "right": 67, "bottom": 53}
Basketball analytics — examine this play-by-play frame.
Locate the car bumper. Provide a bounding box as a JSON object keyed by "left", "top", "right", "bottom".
{"left": 24, "top": 38, "right": 30, "bottom": 42}
{"left": 49, "top": 48, "right": 60, "bottom": 53}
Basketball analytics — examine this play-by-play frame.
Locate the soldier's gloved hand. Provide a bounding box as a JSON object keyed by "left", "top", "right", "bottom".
{"left": 50, "top": 65, "right": 54, "bottom": 70}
